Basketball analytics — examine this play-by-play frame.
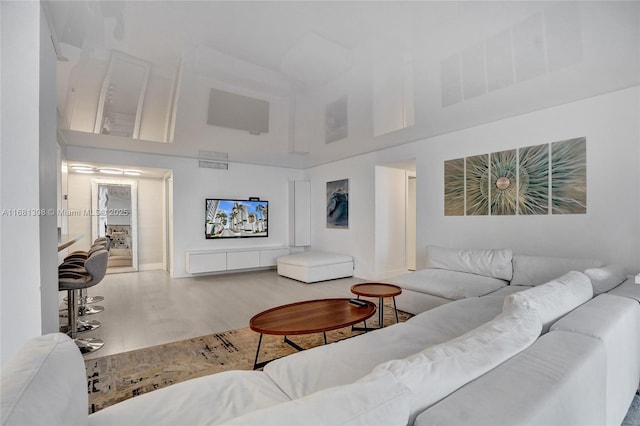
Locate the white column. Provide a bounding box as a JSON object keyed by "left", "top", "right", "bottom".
{"left": 0, "top": 1, "right": 59, "bottom": 366}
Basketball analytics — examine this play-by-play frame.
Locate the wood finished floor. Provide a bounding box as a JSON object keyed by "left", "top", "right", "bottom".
{"left": 78, "top": 269, "right": 366, "bottom": 360}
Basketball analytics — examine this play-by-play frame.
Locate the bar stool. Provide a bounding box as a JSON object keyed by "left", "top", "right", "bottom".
{"left": 60, "top": 243, "right": 106, "bottom": 316}
{"left": 59, "top": 249, "right": 109, "bottom": 354}
{"left": 64, "top": 237, "right": 110, "bottom": 261}
{"left": 59, "top": 243, "right": 108, "bottom": 320}
{"left": 62, "top": 238, "right": 110, "bottom": 310}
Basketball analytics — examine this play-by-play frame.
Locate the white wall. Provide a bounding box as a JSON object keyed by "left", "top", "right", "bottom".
{"left": 415, "top": 86, "right": 640, "bottom": 272}
{"left": 67, "top": 174, "right": 165, "bottom": 269}
{"left": 0, "top": 2, "right": 59, "bottom": 365}
{"left": 66, "top": 146, "right": 305, "bottom": 277}
{"left": 39, "top": 10, "right": 59, "bottom": 337}
{"left": 374, "top": 166, "right": 408, "bottom": 279}
{"left": 309, "top": 87, "right": 640, "bottom": 278}
{"left": 306, "top": 154, "right": 376, "bottom": 278}
{"left": 137, "top": 178, "right": 164, "bottom": 267}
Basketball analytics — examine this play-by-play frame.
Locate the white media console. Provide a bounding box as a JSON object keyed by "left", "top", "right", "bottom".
{"left": 185, "top": 246, "right": 290, "bottom": 274}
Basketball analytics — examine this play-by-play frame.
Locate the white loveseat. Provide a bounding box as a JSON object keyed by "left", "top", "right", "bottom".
{"left": 2, "top": 251, "right": 639, "bottom": 426}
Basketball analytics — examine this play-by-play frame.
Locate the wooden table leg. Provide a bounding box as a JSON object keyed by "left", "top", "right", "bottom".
{"left": 393, "top": 296, "right": 399, "bottom": 323}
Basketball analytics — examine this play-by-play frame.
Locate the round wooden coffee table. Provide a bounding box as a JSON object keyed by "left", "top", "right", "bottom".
{"left": 249, "top": 298, "right": 376, "bottom": 369}
{"left": 350, "top": 283, "right": 402, "bottom": 330}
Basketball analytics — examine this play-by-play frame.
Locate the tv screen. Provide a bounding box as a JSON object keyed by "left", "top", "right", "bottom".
{"left": 205, "top": 199, "right": 268, "bottom": 239}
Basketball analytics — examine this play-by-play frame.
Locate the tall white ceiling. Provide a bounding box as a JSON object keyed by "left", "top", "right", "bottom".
{"left": 50, "top": 1, "right": 640, "bottom": 169}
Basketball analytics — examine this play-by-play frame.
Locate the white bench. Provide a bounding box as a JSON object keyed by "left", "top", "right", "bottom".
{"left": 277, "top": 251, "right": 354, "bottom": 283}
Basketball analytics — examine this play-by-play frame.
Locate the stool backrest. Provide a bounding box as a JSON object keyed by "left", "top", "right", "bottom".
{"left": 94, "top": 237, "right": 111, "bottom": 251}
{"left": 83, "top": 249, "right": 109, "bottom": 285}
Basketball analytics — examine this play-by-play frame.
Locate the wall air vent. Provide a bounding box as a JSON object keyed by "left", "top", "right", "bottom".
{"left": 198, "top": 150, "right": 228, "bottom": 160}
{"left": 207, "top": 88, "right": 269, "bottom": 134}
{"left": 198, "top": 160, "right": 229, "bottom": 170}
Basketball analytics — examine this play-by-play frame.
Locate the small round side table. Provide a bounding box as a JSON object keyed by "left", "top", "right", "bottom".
{"left": 350, "top": 283, "right": 402, "bottom": 330}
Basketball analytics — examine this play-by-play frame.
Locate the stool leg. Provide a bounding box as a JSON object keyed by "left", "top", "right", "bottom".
{"left": 67, "top": 289, "right": 77, "bottom": 339}
{"left": 66, "top": 288, "right": 105, "bottom": 355}
{"left": 63, "top": 289, "right": 101, "bottom": 334}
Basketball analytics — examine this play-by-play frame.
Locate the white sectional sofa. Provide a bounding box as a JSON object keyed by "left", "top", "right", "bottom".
{"left": 2, "top": 248, "right": 639, "bottom": 426}
{"left": 388, "top": 245, "right": 605, "bottom": 314}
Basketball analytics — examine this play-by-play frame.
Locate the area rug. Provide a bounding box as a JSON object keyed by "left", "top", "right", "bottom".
{"left": 622, "top": 393, "right": 640, "bottom": 426}
{"left": 85, "top": 303, "right": 412, "bottom": 413}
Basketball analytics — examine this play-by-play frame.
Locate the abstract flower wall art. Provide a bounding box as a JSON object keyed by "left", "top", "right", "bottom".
{"left": 444, "top": 158, "right": 465, "bottom": 215}
{"left": 490, "top": 149, "right": 517, "bottom": 215}
{"left": 518, "top": 143, "right": 549, "bottom": 215}
{"left": 444, "top": 137, "right": 586, "bottom": 216}
{"left": 465, "top": 154, "right": 489, "bottom": 215}
{"left": 551, "top": 137, "right": 586, "bottom": 214}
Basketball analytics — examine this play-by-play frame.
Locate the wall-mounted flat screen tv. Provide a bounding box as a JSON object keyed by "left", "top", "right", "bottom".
{"left": 205, "top": 199, "right": 268, "bottom": 239}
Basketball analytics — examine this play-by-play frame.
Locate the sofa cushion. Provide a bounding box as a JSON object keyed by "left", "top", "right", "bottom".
{"left": 1, "top": 333, "right": 87, "bottom": 426}
{"left": 550, "top": 294, "right": 640, "bottom": 426}
{"left": 225, "top": 374, "right": 411, "bottom": 426}
{"left": 414, "top": 331, "right": 607, "bottom": 426}
{"left": 263, "top": 295, "right": 506, "bottom": 400}
{"left": 88, "top": 371, "right": 290, "bottom": 426}
{"left": 583, "top": 264, "right": 627, "bottom": 295}
{"left": 607, "top": 276, "right": 640, "bottom": 303}
{"left": 362, "top": 303, "right": 542, "bottom": 424}
{"left": 388, "top": 268, "right": 508, "bottom": 300}
{"left": 511, "top": 254, "right": 602, "bottom": 286}
{"left": 503, "top": 271, "right": 593, "bottom": 333}
{"left": 426, "top": 245, "right": 513, "bottom": 280}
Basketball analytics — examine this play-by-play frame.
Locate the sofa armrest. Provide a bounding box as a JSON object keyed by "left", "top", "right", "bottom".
{"left": 551, "top": 293, "right": 640, "bottom": 425}
{"left": 1, "top": 333, "right": 87, "bottom": 426}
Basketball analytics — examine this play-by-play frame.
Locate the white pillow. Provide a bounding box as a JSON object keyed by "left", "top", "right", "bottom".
{"left": 1, "top": 333, "right": 87, "bottom": 426}
{"left": 426, "top": 245, "right": 513, "bottom": 281}
{"left": 584, "top": 264, "right": 627, "bottom": 295}
{"left": 362, "top": 303, "right": 541, "bottom": 424}
{"left": 224, "top": 374, "right": 411, "bottom": 426}
{"left": 503, "top": 271, "right": 593, "bottom": 333}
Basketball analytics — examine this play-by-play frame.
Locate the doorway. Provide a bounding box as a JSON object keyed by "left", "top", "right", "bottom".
{"left": 374, "top": 159, "right": 416, "bottom": 278}
{"left": 91, "top": 179, "right": 139, "bottom": 273}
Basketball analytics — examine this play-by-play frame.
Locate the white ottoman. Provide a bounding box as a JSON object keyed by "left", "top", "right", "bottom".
{"left": 277, "top": 251, "right": 354, "bottom": 283}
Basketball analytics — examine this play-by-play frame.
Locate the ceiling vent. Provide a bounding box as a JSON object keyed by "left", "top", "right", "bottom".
{"left": 198, "top": 160, "right": 228, "bottom": 170}
{"left": 198, "top": 150, "right": 229, "bottom": 161}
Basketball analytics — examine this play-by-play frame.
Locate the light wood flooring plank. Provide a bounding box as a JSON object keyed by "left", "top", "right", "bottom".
{"left": 78, "top": 269, "right": 365, "bottom": 359}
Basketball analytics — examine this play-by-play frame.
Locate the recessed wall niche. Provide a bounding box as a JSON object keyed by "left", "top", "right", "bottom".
{"left": 444, "top": 137, "right": 586, "bottom": 216}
